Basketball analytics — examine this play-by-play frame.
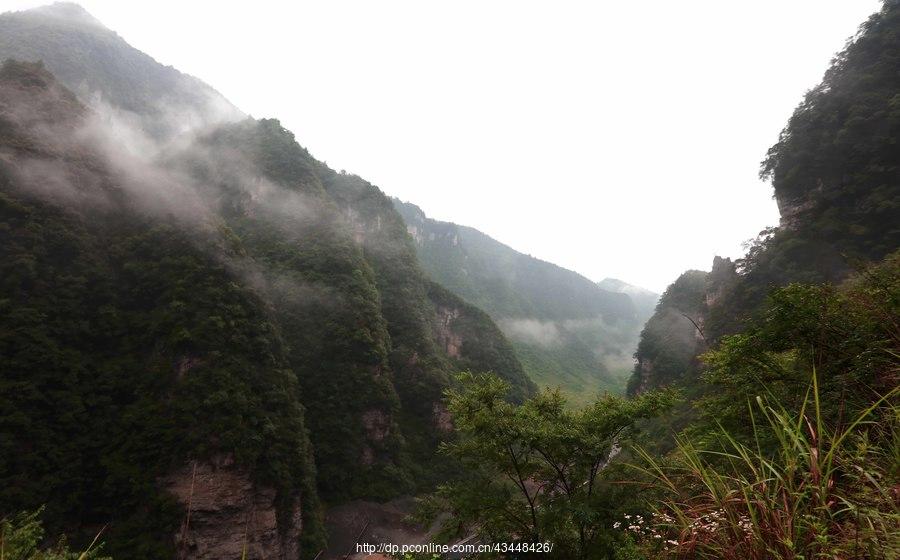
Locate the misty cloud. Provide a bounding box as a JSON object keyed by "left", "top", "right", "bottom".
{"left": 499, "top": 318, "right": 563, "bottom": 348}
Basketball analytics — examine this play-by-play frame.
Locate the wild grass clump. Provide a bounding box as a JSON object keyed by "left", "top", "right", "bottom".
{"left": 0, "top": 509, "right": 109, "bottom": 560}
{"left": 630, "top": 375, "right": 899, "bottom": 560}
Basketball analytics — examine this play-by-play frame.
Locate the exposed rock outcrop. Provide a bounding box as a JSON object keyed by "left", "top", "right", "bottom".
{"left": 434, "top": 306, "right": 463, "bottom": 358}
{"left": 432, "top": 402, "right": 454, "bottom": 433}
{"left": 704, "top": 257, "right": 737, "bottom": 308}
{"left": 361, "top": 409, "right": 391, "bottom": 443}
{"left": 164, "top": 455, "right": 302, "bottom": 560}
{"left": 776, "top": 182, "right": 821, "bottom": 230}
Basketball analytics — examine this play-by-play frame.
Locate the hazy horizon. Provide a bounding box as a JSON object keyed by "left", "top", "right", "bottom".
{"left": 2, "top": 0, "right": 883, "bottom": 291}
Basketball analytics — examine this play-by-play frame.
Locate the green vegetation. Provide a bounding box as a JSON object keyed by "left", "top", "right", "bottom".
{"left": 425, "top": 234, "right": 899, "bottom": 560}
{"left": 1, "top": 1, "right": 898, "bottom": 558}
{"left": 0, "top": 175, "right": 323, "bottom": 555}
{"left": 626, "top": 270, "right": 707, "bottom": 396}
{"left": 634, "top": 379, "right": 899, "bottom": 560}
{"left": 700, "top": 253, "right": 900, "bottom": 442}
{"left": 417, "top": 373, "right": 675, "bottom": 560}
{"left": 427, "top": 4, "right": 899, "bottom": 559}
{"left": 0, "top": 509, "right": 110, "bottom": 560}
{"left": 178, "top": 118, "right": 409, "bottom": 501}
{"left": 393, "top": 199, "right": 654, "bottom": 399}
{"left": 425, "top": 281, "right": 536, "bottom": 404}
{"left": 628, "top": 0, "right": 900, "bottom": 403}
{"left": 760, "top": 3, "right": 899, "bottom": 264}
{"left": 0, "top": 48, "right": 533, "bottom": 558}
{"left": 700, "top": 0, "right": 899, "bottom": 338}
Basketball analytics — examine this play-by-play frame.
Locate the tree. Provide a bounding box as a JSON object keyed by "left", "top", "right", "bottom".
{"left": 419, "top": 373, "right": 674, "bottom": 559}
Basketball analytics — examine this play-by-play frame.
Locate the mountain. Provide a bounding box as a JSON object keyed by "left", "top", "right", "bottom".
{"left": 0, "top": 5, "right": 535, "bottom": 558}
{"left": 0, "top": 2, "right": 241, "bottom": 137}
{"left": 393, "top": 199, "right": 652, "bottom": 401}
{"left": 630, "top": 0, "right": 900, "bottom": 397}
{"left": 596, "top": 277, "right": 658, "bottom": 328}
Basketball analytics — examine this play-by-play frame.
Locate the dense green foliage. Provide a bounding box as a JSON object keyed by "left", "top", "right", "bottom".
{"left": 0, "top": 509, "right": 110, "bottom": 560}
{"left": 0, "top": 25, "right": 534, "bottom": 557}
{"left": 175, "top": 119, "right": 409, "bottom": 501}
{"left": 320, "top": 173, "right": 454, "bottom": 449}
{"left": 428, "top": 256, "right": 898, "bottom": 560}
{"left": 761, "top": 2, "right": 899, "bottom": 263}
{"left": 0, "top": 68, "right": 325, "bottom": 551}
{"left": 393, "top": 199, "right": 655, "bottom": 400}
{"left": 700, "top": 0, "right": 900, "bottom": 336}
{"left": 630, "top": 1, "right": 900, "bottom": 398}
{"left": 700, "top": 252, "right": 899, "bottom": 442}
{"left": 419, "top": 373, "right": 674, "bottom": 560}
{"left": 610, "top": 5, "right": 900, "bottom": 558}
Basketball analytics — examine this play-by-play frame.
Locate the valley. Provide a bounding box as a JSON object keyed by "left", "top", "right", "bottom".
{"left": 0, "top": 2, "right": 897, "bottom": 559}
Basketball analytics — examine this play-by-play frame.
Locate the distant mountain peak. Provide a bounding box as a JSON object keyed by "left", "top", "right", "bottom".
{"left": 598, "top": 277, "right": 657, "bottom": 298}
{"left": 598, "top": 278, "right": 628, "bottom": 291}
{"left": 29, "top": 2, "right": 104, "bottom": 28}
{"left": 0, "top": 4, "right": 242, "bottom": 134}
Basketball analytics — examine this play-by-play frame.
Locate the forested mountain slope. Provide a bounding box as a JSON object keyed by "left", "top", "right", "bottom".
{"left": 630, "top": 0, "right": 900, "bottom": 396}
{"left": 0, "top": 4, "right": 534, "bottom": 558}
{"left": 393, "top": 199, "right": 654, "bottom": 400}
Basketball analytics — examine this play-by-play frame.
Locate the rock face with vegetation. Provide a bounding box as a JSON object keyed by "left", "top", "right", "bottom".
{"left": 626, "top": 270, "right": 708, "bottom": 396}
{"left": 0, "top": 5, "right": 535, "bottom": 557}
{"left": 630, "top": 1, "right": 899, "bottom": 398}
{"left": 393, "top": 199, "right": 656, "bottom": 401}
{"left": 164, "top": 455, "right": 304, "bottom": 560}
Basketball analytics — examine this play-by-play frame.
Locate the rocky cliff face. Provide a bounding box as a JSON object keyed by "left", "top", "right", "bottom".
{"left": 774, "top": 180, "right": 822, "bottom": 230}
{"left": 165, "top": 456, "right": 302, "bottom": 560}
{"left": 434, "top": 305, "right": 463, "bottom": 358}
{"left": 425, "top": 281, "right": 536, "bottom": 403}
{"left": 627, "top": 270, "right": 709, "bottom": 395}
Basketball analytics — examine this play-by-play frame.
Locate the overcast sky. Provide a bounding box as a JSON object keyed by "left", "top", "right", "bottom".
{"left": 5, "top": 1, "right": 884, "bottom": 291}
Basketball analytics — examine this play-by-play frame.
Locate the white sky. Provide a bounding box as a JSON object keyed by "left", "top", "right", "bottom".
{"left": 4, "top": 0, "right": 884, "bottom": 292}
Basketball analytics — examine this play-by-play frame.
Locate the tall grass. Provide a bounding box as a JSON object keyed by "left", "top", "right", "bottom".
{"left": 631, "top": 376, "right": 899, "bottom": 560}
{"left": 0, "top": 509, "right": 109, "bottom": 560}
